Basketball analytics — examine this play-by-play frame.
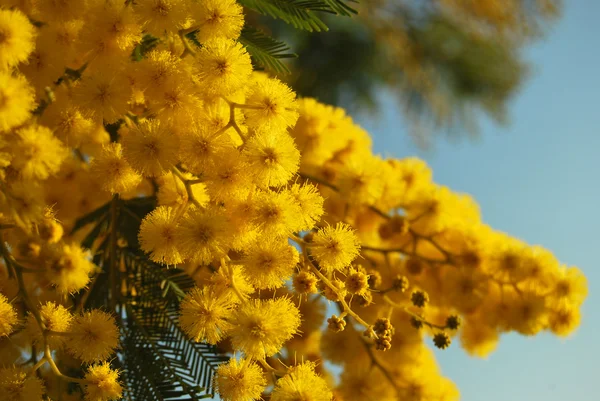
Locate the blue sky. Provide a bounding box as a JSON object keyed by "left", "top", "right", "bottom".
{"left": 356, "top": 2, "right": 599, "bottom": 401}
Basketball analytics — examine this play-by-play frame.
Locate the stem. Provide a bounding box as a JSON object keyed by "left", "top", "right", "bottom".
{"left": 30, "top": 357, "right": 47, "bottom": 374}
{"left": 302, "top": 248, "right": 373, "bottom": 332}
{"left": 44, "top": 345, "right": 89, "bottom": 385}
{"left": 172, "top": 168, "right": 201, "bottom": 208}
{"left": 382, "top": 294, "right": 445, "bottom": 330}
{"left": 109, "top": 194, "right": 119, "bottom": 311}
{"left": 223, "top": 259, "right": 247, "bottom": 303}
{"left": 360, "top": 244, "right": 447, "bottom": 265}
{"left": 0, "top": 238, "right": 44, "bottom": 329}
{"left": 361, "top": 339, "right": 400, "bottom": 396}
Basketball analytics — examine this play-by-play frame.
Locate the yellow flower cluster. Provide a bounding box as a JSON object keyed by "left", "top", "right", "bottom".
{"left": 0, "top": 1, "right": 587, "bottom": 401}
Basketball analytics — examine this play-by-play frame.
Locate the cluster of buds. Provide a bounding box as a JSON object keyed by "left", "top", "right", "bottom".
{"left": 327, "top": 315, "right": 346, "bottom": 332}
{"left": 411, "top": 290, "right": 429, "bottom": 308}
{"left": 373, "top": 318, "right": 394, "bottom": 351}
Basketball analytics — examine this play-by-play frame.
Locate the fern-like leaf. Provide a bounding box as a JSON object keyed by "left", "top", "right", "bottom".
{"left": 240, "top": 26, "right": 296, "bottom": 74}
{"left": 239, "top": 0, "right": 334, "bottom": 31}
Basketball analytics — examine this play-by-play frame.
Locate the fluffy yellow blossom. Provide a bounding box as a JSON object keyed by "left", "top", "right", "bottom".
{"left": 0, "top": 72, "right": 35, "bottom": 132}
{"left": 139, "top": 205, "right": 184, "bottom": 265}
{"left": 75, "top": 72, "right": 131, "bottom": 123}
{"left": 271, "top": 362, "right": 332, "bottom": 401}
{"left": 242, "top": 237, "right": 299, "bottom": 289}
{"left": 176, "top": 206, "right": 231, "bottom": 264}
{"left": 252, "top": 189, "right": 301, "bottom": 238}
{"left": 244, "top": 78, "right": 299, "bottom": 132}
{"left": 0, "top": 366, "right": 45, "bottom": 401}
{"left": 229, "top": 297, "right": 301, "bottom": 359}
{"left": 8, "top": 124, "right": 68, "bottom": 180}
{"left": 215, "top": 358, "right": 267, "bottom": 401}
{"left": 195, "top": 38, "right": 253, "bottom": 96}
{"left": 121, "top": 119, "right": 180, "bottom": 177}
{"left": 0, "top": 9, "right": 36, "bottom": 71}
{"left": 90, "top": 143, "right": 143, "bottom": 194}
{"left": 179, "top": 286, "right": 235, "bottom": 344}
{"left": 25, "top": 301, "right": 72, "bottom": 350}
{"left": 288, "top": 182, "right": 325, "bottom": 231}
{"left": 45, "top": 243, "right": 95, "bottom": 294}
{"left": 205, "top": 148, "right": 254, "bottom": 202}
{"left": 135, "top": 0, "right": 192, "bottom": 36}
{"left": 66, "top": 310, "right": 119, "bottom": 363}
{"left": 243, "top": 130, "right": 300, "bottom": 188}
{"left": 310, "top": 223, "right": 361, "bottom": 272}
{"left": 178, "top": 120, "right": 233, "bottom": 176}
{"left": 84, "top": 362, "right": 123, "bottom": 401}
{"left": 0, "top": 294, "right": 18, "bottom": 337}
{"left": 192, "top": 0, "right": 244, "bottom": 43}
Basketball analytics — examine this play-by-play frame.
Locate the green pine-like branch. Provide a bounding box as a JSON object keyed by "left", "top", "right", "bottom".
{"left": 71, "top": 195, "right": 229, "bottom": 400}
{"left": 239, "top": 0, "right": 357, "bottom": 31}
{"left": 240, "top": 26, "right": 297, "bottom": 74}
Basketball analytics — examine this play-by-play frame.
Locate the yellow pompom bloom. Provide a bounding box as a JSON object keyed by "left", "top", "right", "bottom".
{"left": 46, "top": 243, "right": 95, "bottom": 294}
{"left": 271, "top": 362, "right": 332, "bottom": 401}
{"left": 243, "top": 130, "right": 300, "bottom": 188}
{"left": 90, "top": 143, "right": 143, "bottom": 194}
{"left": 0, "top": 9, "right": 36, "bottom": 70}
{"left": 66, "top": 310, "right": 119, "bottom": 363}
{"left": 179, "top": 286, "right": 235, "bottom": 344}
{"left": 84, "top": 362, "right": 123, "bottom": 401}
{"left": 136, "top": 49, "right": 187, "bottom": 98}
{"left": 176, "top": 207, "right": 231, "bottom": 264}
{"left": 0, "top": 366, "right": 45, "bottom": 401}
{"left": 288, "top": 182, "right": 324, "bottom": 231}
{"left": 75, "top": 72, "right": 131, "bottom": 123}
{"left": 135, "top": 0, "right": 192, "bottom": 36}
{"left": 229, "top": 297, "right": 301, "bottom": 359}
{"left": 548, "top": 303, "right": 581, "bottom": 337}
{"left": 242, "top": 237, "right": 299, "bottom": 289}
{"left": 192, "top": 0, "right": 244, "bottom": 43}
{"left": 214, "top": 358, "right": 267, "bottom": 401}
{"left": 0, "top": 294, "right": 18, "bottom": 337}
{"left": 148, "top": 79, "right": 202, "bottom": 124}
{"left": 178, "top": 120, "right": 233, "bottom": 176}
{"left": 336, "top": 154, "right": 385, "bottom": 206}
{"left": 310, "top": 223, "right": 361, "bottom": 272}
{"left": 139, "top": 205, "right": 183, "bottom": 266}
{"left": 215, "top": 358, "right": 266, "bottom": 401}
{"left": 42, "top": 99, "right": 95, "bottom": 148}
{"left": 156, "top": 171, "right": 210, "bottom": 208}
{"left": 0, "top": 72, "right": 35, "bottom": 132}
{"left": 552, "top": 266, "right": 588, "bottom": 307}
{"left": 252, "top": 189, "right": 300, "bottom": 238}
{"left": 9, "top": 124, "right": 68, "bottom": 180}
{"left": 205, "top": 148, "right": 254, "bottom": 202}
{"left": 195, "top": 39, "right": 252, "bottom": 96}
{"left": 121, "top": 119, "right": 180, "bottom": 177}
{"left": 25, "top": 301, "right": 73, "bottom": 349}
{"left": 244, "top": 78, "right": 299, "bottom": 132}
{"left": 79, "top": 0, "right": 142, "bottom": 65}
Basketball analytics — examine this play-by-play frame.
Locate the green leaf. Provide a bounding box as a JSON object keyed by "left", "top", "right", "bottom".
{"left": 131, "top": 34, "right": 160, "bottom": 62}
{"left": 70, "top": 201, "right": 111, "bottom": 235}
{"left": 322, "top": 0, "right": 358, "bottom": 16}
{"left": 239, "top": 26, "right": 296, "bottom": 74}
{"left": 239, "top": 0, "right": 333, "bottom": 31}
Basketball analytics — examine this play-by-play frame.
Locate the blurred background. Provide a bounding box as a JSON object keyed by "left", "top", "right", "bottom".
{"left": 360, "top": 2, "right": 599, "bottom": 400}
{"left": 247, "top": 0, "right": 598, "bottom": 399}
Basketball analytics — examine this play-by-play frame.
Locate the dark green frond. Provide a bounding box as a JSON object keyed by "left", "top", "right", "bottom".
{"left": 239, "top": 0, "right": 351, "bottom": 31}
{"left": 240, "top": 26, "right": 297, "bottom": 74}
